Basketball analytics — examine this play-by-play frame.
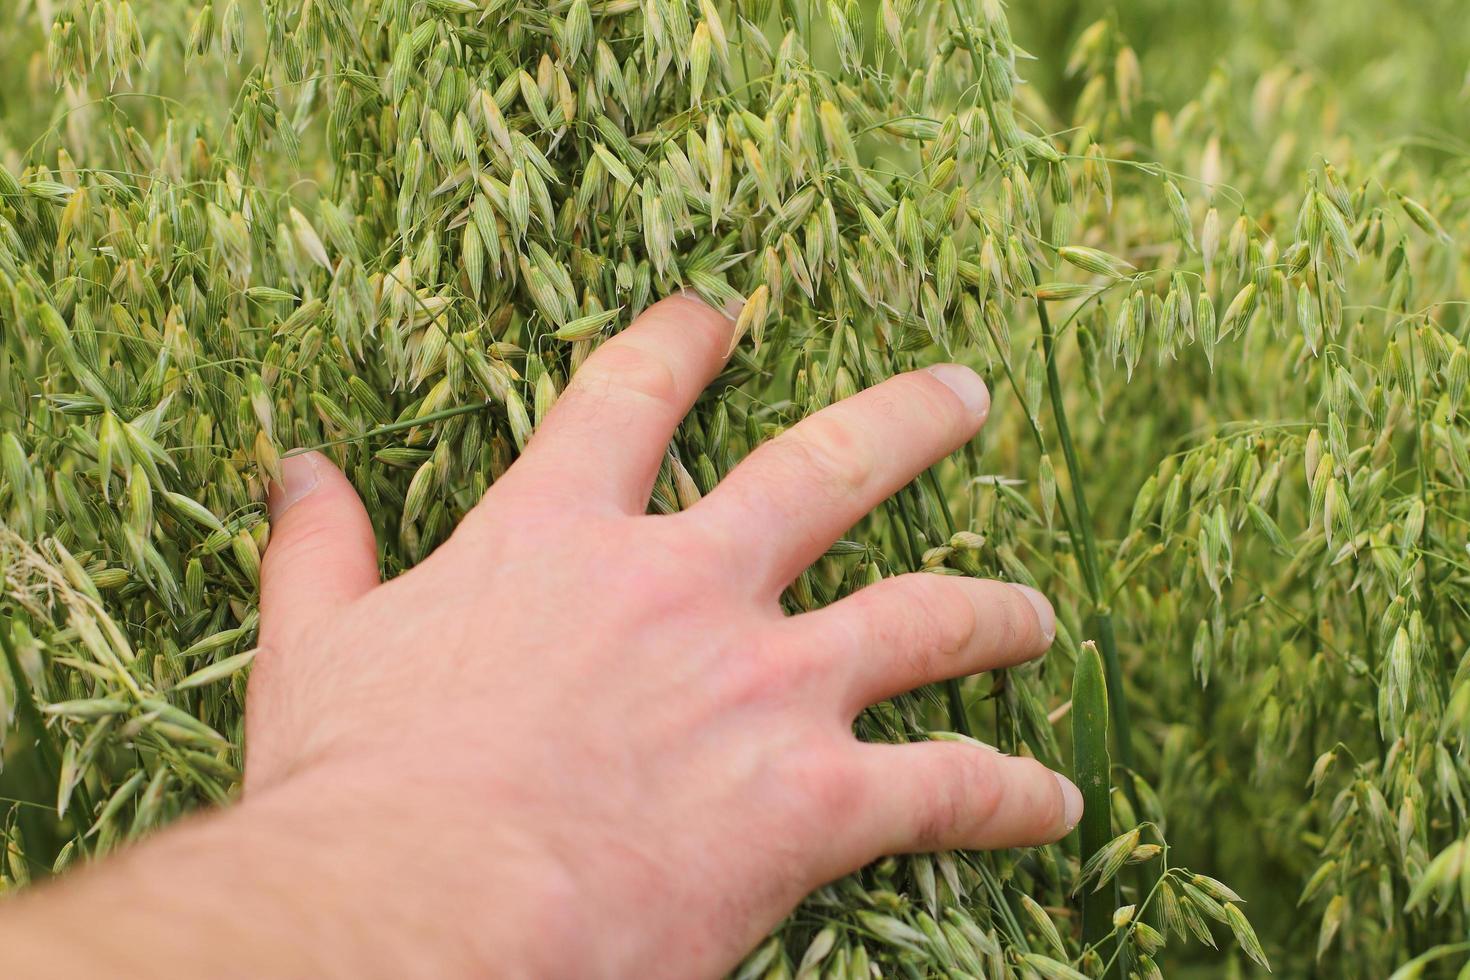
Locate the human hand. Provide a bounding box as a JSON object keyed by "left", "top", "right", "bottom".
{"left": 243, "top": 293, "right": 1080, "bottom": 978}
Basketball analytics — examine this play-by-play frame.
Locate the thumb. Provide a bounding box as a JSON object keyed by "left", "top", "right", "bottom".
{"left": 259, "top": 451, "right": 380, "bottom": 651}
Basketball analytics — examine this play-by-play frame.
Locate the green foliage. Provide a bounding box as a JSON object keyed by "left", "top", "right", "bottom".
{"left": 2, "top": 0, "right": 1468, "bottom": 976}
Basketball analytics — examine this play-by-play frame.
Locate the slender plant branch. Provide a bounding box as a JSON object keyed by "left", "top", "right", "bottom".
{"left": 1037, "top": 300, "right": 1136, "bottom": 770}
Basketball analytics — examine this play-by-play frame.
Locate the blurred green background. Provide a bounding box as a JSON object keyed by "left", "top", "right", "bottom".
{"left": 1016, "top": 0, "right": 1469, "bottom": 143}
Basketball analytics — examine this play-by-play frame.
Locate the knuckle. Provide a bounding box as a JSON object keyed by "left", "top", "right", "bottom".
{"left": 867, "top": 373, "right": 945, "bottom": 422}
{"left": 584, "top": 339, "right": 681, "bottom": 409}
{"left": 1014, "top": 757, "right": 1065, "bottom": 830}
{"left": 916, "top": 748, "right": 1000, "bottom": 847}
{"left": 920, "top": 578, "right": 981, "bottom": 658}
{"left": 991, "top": 584, "right": 1036, "bottom": 654}
{"left": 963, "top": 752, "right": 1006, "bottom": 828}
{"left": 774, "top": 415, "right": 874, "bottom": 498}
{"left": 861, "top": 577, "right": 976, "bottom": 678}
{"left": 914, "top": 779, "right": 966, "bottom": 848}
{"left": 862, "top": 389, "right": 903, "bottom": 423}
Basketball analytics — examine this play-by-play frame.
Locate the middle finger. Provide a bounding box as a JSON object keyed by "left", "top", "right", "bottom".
{"left": 688, "top": 364, "right": 989, "bottom": 595}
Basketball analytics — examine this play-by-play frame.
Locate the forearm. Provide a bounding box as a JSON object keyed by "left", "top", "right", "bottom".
{"left": 0, "top": 769, "right": 563, "bottom": 979}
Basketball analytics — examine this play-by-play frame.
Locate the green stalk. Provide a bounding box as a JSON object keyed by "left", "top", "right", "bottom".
{"left": 891, "top": 477, "right": 973, "bottom": 737}
{"left": 948, "top": 0, "right": 1136, "bottom": 769}
{"left": 1038, "top": 301, "right": 1136, "bottom": 772}
{"left": 923, "top": 470, "right": 976, "bottom": 739}
{"left": 1072, "top": 639, "right": 1117, "bottom": 969}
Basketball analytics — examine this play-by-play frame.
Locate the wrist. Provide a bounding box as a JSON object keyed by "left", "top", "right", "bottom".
{"left": 0, "top": 761, "right": 582, "bottom": 980}
{"left": 251, "top": 758, "right": 586, "bottom": 979}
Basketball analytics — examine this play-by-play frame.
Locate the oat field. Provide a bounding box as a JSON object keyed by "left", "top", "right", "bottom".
{"left": 2, "top": 1, "right": 1469, "bottom": 976}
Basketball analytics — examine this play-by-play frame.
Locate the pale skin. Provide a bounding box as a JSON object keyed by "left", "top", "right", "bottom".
{"left": 0, "top": 295, "right": 1081, "bottom": 978}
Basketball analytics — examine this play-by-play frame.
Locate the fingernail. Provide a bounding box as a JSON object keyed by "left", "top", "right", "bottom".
{"left": 1055, "top": 772, "right": 1084, "bottom": 831}
{"left": 925, "top": 364, "right": 990, "bottom": 418}
{"left": 1011, "top": 584, "right": 1056, "bottom": 644}
{"left": 722, "top": 296, "right": 746, "bottom": 321}
{"left": 269, "top": 452, "right": 322, "bottom": 517}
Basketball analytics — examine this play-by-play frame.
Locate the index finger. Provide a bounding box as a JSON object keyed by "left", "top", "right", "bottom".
{"left": 502, "top": 293, "right": 738, "bottom": 513}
